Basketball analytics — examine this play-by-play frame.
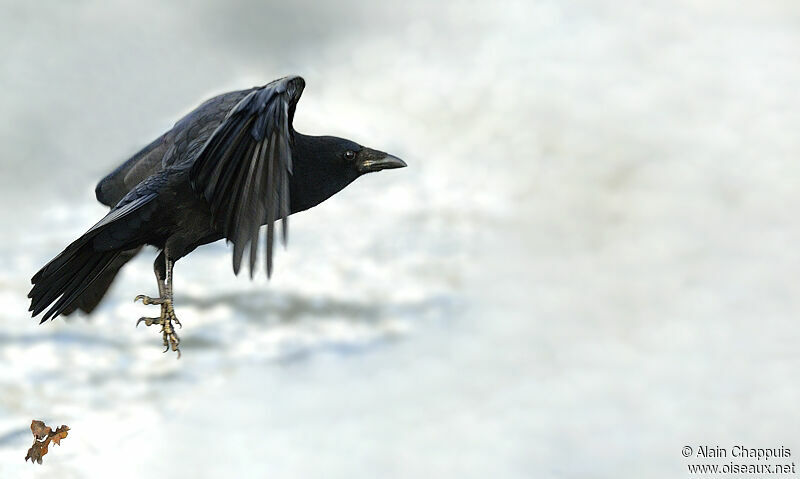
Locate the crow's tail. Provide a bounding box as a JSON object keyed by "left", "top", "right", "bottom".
{"left": 29, "top": 192, "right": 157, "bottom": 322}
{"left": 29, "top": 234, "right": 122, "bottom": 322}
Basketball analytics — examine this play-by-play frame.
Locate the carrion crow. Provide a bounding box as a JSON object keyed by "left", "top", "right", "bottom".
{"left": 28, "top": 76, "right": 406, "bottom": 356}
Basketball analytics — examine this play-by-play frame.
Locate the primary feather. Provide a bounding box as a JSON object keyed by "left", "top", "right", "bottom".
{"left": 191, "top": 76, "right": 304, "bottom": 277}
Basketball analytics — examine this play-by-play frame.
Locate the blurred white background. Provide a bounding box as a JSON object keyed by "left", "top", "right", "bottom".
{"left": 1, "top": 0, "right": 799, "bottom": 477}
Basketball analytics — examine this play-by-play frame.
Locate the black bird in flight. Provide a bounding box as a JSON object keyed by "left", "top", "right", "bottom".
{"left": 28, "top": 76, "right": 406, "bottom": 356}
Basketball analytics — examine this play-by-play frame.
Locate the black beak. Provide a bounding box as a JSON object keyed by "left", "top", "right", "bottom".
{"left": 357, "top": 151, "right": 407, "bottom": 173}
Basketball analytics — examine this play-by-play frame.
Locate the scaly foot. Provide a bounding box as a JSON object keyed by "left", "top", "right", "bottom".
{"left": 134, "top": 295, "right": 182, "bottom": 358}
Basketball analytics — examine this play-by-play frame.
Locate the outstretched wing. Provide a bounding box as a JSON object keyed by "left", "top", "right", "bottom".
{"left": 190, "top": 75, "right": 305, "bottom": 277}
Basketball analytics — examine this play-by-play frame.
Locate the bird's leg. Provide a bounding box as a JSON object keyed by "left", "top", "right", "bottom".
{"left": 135, "top": 251, "right": 182, "bottom": 357}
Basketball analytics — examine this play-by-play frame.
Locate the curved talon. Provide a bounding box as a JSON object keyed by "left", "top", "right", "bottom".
{"left": 137, "top": 295, "right": 158, "bottom": 305}
{"left": 134, "top": 295, "right": 165, "bottom": 305}
{"left": 164, "top": 333, "right": 181, "bottom": 356}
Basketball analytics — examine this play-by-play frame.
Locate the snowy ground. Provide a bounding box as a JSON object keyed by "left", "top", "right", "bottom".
{"left": 1, "top": 1, "right": 799, "bottom": 477}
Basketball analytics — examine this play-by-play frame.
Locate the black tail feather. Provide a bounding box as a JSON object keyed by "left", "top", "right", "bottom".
{"left": 30, "top": 235, "right": 90, "bottom": 285}
{"left": 30, "top": 187, "right": 157, "bottom": 322}
{"left": 29, "top": 236, "right": 94, "bottom": 311}
{"left": 60, "top": 247, "right": 142, "bottom": 316}
{"left": 42, "top": 251, "right": 120, "bottom": 321}
{"left": 29, "top": 237, "right": 121, "bottom": 321}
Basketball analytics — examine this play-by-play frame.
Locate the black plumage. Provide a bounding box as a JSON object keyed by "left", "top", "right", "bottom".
{"left": 28, "top": 76, "right": 405, "bottom": 355}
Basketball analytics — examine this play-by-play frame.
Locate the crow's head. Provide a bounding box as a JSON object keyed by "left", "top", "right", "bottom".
{"left": 290, "top": 134, "right": 406, "bottom": 213}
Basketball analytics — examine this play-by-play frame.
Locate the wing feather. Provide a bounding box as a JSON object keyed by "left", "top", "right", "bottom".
{"left": 190, "top": 76, "right": 305, "bottom": 277}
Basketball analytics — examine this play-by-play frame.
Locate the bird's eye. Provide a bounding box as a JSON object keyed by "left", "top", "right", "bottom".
{"left": 344, "top": 150, "right": 356, "bottom": 161}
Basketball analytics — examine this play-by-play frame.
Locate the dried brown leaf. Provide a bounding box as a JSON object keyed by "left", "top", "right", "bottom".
{"left": 24, "top": 420, "right": 69, "bottom": 464}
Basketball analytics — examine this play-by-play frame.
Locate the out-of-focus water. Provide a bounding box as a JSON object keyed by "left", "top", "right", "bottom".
{"left": 1, "top": 1, "right": 799, "bottom": 477}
